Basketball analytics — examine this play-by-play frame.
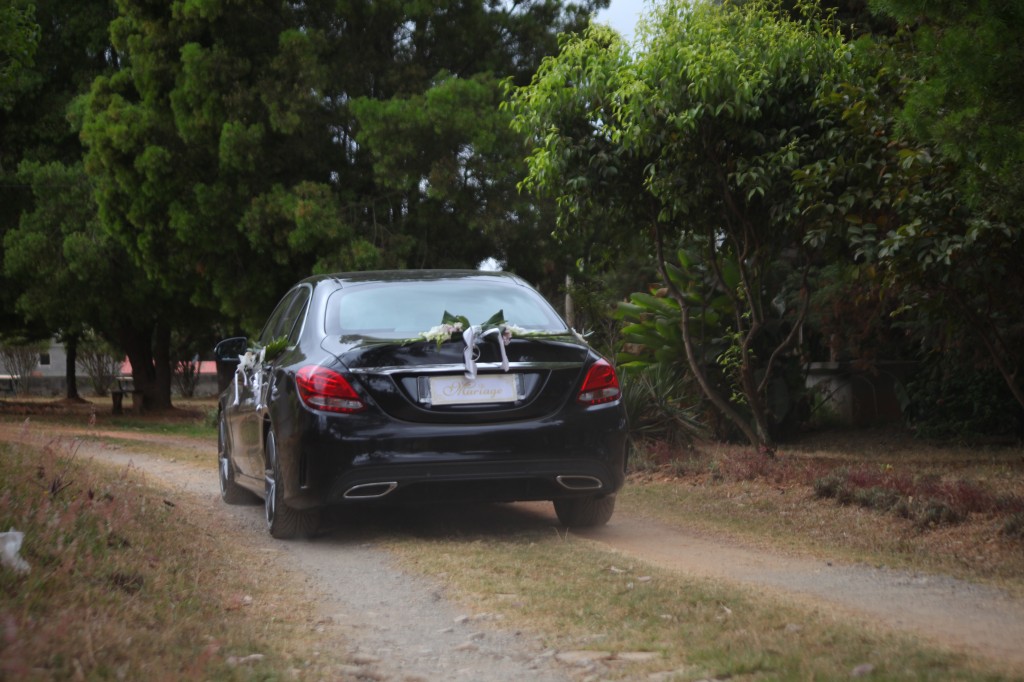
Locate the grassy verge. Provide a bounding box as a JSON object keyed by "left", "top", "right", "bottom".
{"left": 621, "top": 437, "right": 1024, "bottom": 593}
{"left": 386, "top": 528, "right": 1006, "bottom": 681}
{"left": 2, "top": 403, "right": 1023, "bottom": 678}
{"left": 0, "top": 438, "right": 334, "bottom": 681}
{"left": 0, "top": 395, "right": 219, "bottom": 440}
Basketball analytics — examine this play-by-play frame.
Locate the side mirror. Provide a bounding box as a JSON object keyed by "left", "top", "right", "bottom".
{"left": 214, "top": 337, "right": 249, "bottom": 362}
{"left": 214, "top": 337, "right": 249, "bottom": 393}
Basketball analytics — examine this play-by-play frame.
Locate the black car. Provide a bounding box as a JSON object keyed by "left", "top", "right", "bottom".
{"left": 215, "top": 270, "right": 628, "bottom": 539}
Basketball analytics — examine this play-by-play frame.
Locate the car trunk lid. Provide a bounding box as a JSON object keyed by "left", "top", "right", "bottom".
{"left": 320, "top": 335, "right": 590, "bottom": 423}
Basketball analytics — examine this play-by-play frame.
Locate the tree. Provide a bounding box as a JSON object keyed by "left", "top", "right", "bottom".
{"left": 860, "top": 0, "right": 1024, "bottom": 413}
{"left": 796, "top": 8, "right": 1024, "bottom": 418}
{"left": 507, "top": 24, "right": 660, "bottom": 343}
{"left": 0, "top": 0, "right": 119, "bottom": 400}
{"left": 79, "top": 0, "right": 605, "bottom": 408}
{"left": 3, "top": 159, "right": 169, "bottom": 403}
{"left": 511, "top": 1, "right": 852, "bottom": 451}
{"left": 0, "top": 2, "right": 40, "bottom": 108}
{"left": 5, "top": 161, "right": 99, "bottom": 401}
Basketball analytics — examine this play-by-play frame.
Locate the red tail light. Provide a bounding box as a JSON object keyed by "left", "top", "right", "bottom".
{"left": 295, "top": 366, "right": 366, "bottom": 413}
{"left": 577, "top": 359, "right": 621, "bottom": 405}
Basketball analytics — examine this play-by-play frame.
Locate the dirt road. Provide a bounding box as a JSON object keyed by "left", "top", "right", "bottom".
{"left": 4, "top": 423, "right": 1024, "bottom": 679}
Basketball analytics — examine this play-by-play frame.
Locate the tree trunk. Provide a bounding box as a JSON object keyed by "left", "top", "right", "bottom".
{"left": 150, "top": 322, "right": 173, "bottom": 410}
{"left": 64, "top": 334, "right": 81, "bottom": 401}
{"left": 652, "top": 225, "right": 769, "bottom": 452}
{"left": 120, "top": 322, "right": 174, "bottom": 413}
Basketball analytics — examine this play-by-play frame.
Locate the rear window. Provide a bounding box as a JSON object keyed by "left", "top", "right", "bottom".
{"left": 324, "top": 279, "right": 568, "bottom": 337}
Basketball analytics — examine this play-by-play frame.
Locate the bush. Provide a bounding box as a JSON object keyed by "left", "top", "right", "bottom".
{"left": 0, "top": 337, "right": 48, "bottom": 396}
{"left": 914, "top": 499, "right": 968, "bottom": 529}
{"left": 173, "top": 358, "right": 201, "bottom": 398}
{"left": 76, "top": 333, "right": 122, "bottom": 396}
{"left": 1002, "top": 513, "right": 1024, "bottom": 541}
{"left": 619, "top": 363, "right": 707, "bottom": 446}
{"left": 813, "top": 469, "right": 850, "bottom": 502}
{"left": 812, "top": 466, "right": 1001, "bottom": 530}
{"left": 904, "top": 348, "right": 1024, "bottom": 441}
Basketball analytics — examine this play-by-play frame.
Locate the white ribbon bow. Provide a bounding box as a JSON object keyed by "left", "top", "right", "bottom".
{"left": 233, "top": 347, "right": 266, "bottom": 406}
{"left": 462, "top": 325, "right": 510, "bottom": 380}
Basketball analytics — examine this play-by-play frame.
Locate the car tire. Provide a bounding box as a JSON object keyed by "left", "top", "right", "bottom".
{"left": 264, "top": 429, "right": 319, "bottom": 539}
{"left": 218, "top": 412, "right": 258, "bottom": 505}
{"left": 553, "top": 493, "right": 616, "bottom": 527}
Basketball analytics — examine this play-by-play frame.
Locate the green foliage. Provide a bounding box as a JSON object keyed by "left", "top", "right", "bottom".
{"left": 350, "top": 73, "right": 530, "bottom": 271}
{"left": 801, "top": 8, "right": 1024, "bottom": 414}
{"left": 1, "top": 0, "right": 117, "bottom": 336}
{"left": 904, "top": 348, "right": 1024, "bottom": 442}
{"left": 804, "top": 262, "right": 909, "bottom": 366}
{"left": 511, "top": 0, "right": 853, "bottom": 449}
{"left": 66, "top": 0, "right": 603, "bottom": 402}
{"left": 870, "top": 0, "right": 1024, "bottom": 220}
{"left": 76, "top": 331, "right": 122, "bottom": 396}
{"left": 619, "top": 363, "right": 708, "bottom": 446}
{"left": 5, "top": 162, "right": 121, "bottom": 332}
{"left": 507, "top": 24, "right": 654, "bottom": 277}
{"left": 261, "top": 335, "right": 288, "bottom": 361}
{"left": 0, "top": 2, "right": 40, "bottom": 107}
{"left": 616, "top": 248, "right": 736, "bottom": 370}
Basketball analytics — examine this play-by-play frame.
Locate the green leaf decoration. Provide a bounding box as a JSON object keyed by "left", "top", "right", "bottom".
{"left": 263, "top": 335, "right": 289, "bottom": 360}
{"left": 481, "top": 309, "right": 506, "bottom": 328}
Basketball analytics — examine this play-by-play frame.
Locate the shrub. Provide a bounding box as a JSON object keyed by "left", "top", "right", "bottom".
{"left": 76, "top": 333, "right": 122, "bottom": 396}
{"left": 852, "top": 486, "right": 902, "bottom": 512}
{"left": 914, "top": 499, "right": 968, "bottom": 529}
{"left": 811, "top": 466, "right": 1003, "bottom": 530}
{"left": 619, "top": 363, "right": 707, "bottom": 446}
{"left": 904, "top": 348, "right": 1024, "bottom": 441}
{"left": 173, "top": 358, "right": 201, "bottom": 398}
{"left": 0, "top": 336, "right": 46, "bottom": 396}
{"left": 813, "top": 469, "right": 849, "bottom": 501}
{"left": 1002, "top": 513, "right": 1024, "bottom": 541}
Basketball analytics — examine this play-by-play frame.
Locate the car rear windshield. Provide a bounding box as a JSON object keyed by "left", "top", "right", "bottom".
{"left": 325, "top": 278, "right": 569, "bottom": 337}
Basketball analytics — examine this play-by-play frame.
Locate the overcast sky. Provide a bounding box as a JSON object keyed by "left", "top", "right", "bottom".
{"left": 594, "top": 1, "right": 645, "bottom": 43}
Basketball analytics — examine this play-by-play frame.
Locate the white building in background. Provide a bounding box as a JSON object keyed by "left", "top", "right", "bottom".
{"left": 1, "top": 337, "right": 220, "bottom": 398}
{"left": 0, "top": 338, "right": 66, "bottom": 396}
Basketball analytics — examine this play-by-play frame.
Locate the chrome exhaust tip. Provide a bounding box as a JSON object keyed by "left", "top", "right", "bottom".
{"left": 343, "top": 482, "right": 398, "bottom": 499}
{"left": 555, "top": 475, "right": 603, "bottom": 491}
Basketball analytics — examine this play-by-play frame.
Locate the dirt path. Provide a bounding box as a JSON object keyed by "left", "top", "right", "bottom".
{"left": 572, "top": 515, "right": 1024, "bottom": 670}
{"left": 4, "top": 423, "right": 1024, "bottom": 678}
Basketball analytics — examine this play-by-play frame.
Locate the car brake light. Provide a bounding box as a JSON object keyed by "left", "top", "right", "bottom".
{"left": 577, "top": 359, "right": 621, "bottom": 405}
{"left": 295, "top": 366, "right": 366, "bottom": 413}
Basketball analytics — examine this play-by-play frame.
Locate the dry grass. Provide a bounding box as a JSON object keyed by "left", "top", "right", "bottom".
{"left": 387, "top": 527, "right": 1007, "bottom": 681}
{"left": 0, "top": 436, "right": 339, "bottom": 681}
{"left": 624, "top": 433, "right": 1024, "bottom": 593}
{"left": 3, "top": 400, "right": 1024, "bottom": 679}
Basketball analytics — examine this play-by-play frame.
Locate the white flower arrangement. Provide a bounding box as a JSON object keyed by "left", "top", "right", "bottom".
{"left": 422, "top": 320, "right": 464, "bottom": 346}
{"left": 357, "top": 311, "right": 580, "bottom": 380}
{"left": 231, "top": 336, "right": 286, "bottom": 407}
{"left": 418, "top": 311, "right": 534, "bottom": 379}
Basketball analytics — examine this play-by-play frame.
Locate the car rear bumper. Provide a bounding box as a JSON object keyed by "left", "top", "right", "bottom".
{"left": 276, "top": 404, "right": 628, "bottom": 509}
{"left": 322, "top": 456, "right": 626, "bottom": 506}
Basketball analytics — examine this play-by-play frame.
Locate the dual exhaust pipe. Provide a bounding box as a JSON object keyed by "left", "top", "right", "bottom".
{"left": 343, "top": 482, "right": 398, "bottom": 499}
{"left": 342, "top": 474, "right": 603, "bottom": 500}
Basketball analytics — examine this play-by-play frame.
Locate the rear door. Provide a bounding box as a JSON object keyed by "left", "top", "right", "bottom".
{"left": 231, "top": 286, "right": 310, "bottom": 479}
